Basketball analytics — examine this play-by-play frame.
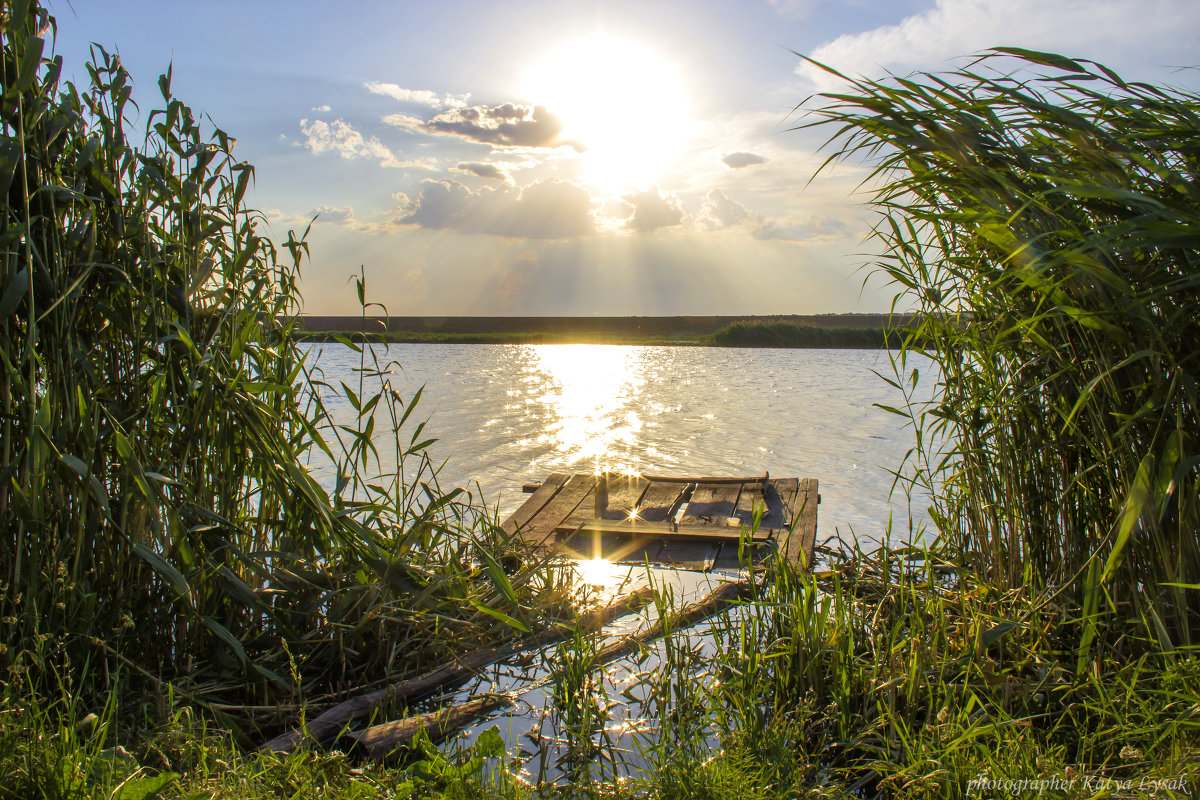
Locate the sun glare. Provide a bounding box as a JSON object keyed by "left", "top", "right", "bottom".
{"left": 530, "top": 344, "right": 644, "bottom": 468}
{"left": 524, "top": 35, "right": 689, "bottom": 192}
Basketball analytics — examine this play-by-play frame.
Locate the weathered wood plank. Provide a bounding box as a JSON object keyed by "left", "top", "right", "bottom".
{"left": 513, "top": 473, "right": 596, "bottom": 548}
{"left": 561, "top": 472, "right": 649, "bottom": 530}
{"left": 598, "top": 473, "right": 650, "bottom": 519}
{"left": 634, "top": 481, "right": 689, "bottom": 522}
{"left": 763, "top": 478, "right": 799, "bottom": 530}
{"left": 712, "top": 541, "right": 775, "bottom": 570}
{"left": 641, "top": 473, "right": 768, "bottom": 485}
{"left": 558, "top": 529, "right": 663, "bottom": 563}
{"left": 655, "top": 539, "right": 720, "bottom": 570}
{"left": 568, "top": 519, "right": 772, "bottom": 541}
{"left": 782, "top": 478, "right": 818, "bottom": 568}
{"left": 732, "top": 480, "right": 771, "bottom": 528}
{"left": 679, "top": 482, "right": 742, "bottom": 526}
{"left": 501, "top": 472, "right": 568, "bottom": 538}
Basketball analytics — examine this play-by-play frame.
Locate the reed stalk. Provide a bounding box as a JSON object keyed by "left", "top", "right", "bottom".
{"left": 801, "top": 48, "right": 1200, "bottom": 647}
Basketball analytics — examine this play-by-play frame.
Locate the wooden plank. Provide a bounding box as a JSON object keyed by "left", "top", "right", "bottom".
{"left": 759, "top": 478, "right": 798, "bottom": 530}
{"left": 642, "top": 473, "right": 767, "bottom": 485}
{"left": 568, "top": 520, "right": 773, "bottom": 541}
{"left": 561, "top": 472, "right": 649, "bottom": 530}
{"left": 598, "top": 473, "right": 650, "bottom": 520}
{"left": 554, "top": 527, "right": 663, "bottom": 562}
{"left": 513, "top": 473, "right": 596, "bottom": 548}
{"left": 634, "top": 481, "right": 689, "bottom": 522}
{"left": 501, "top": 472, "right": 568, "bottom": 537}
{"left": 732, "top": 480, "right": 770, "bottom": 529}
{"left": 679, "top": 482, "right": 742, "bottom": 526}
{"left": 781, "top": 478, "right": 818, "bottom": 569}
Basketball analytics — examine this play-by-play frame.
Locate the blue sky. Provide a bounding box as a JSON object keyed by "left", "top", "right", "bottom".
{"left": 50, "top": 0, "right": 1200, "bottom": 315}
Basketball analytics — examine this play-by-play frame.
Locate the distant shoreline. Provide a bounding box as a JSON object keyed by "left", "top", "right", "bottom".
{"left": 289, "top": 314, "right": 907, "bottom": 349}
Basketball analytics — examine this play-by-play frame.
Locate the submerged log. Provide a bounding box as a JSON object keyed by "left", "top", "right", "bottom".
{"left": 344, "top": 576, "right": 756, "bottom": 763}
{"left": 260, "top": 586, "right": 656, "bottom": 754}
{"left": 340, "top": 694, "right": 514, "bottom": 760}
{"left": 591, "top": 577, "right": 753, "bottom": 664}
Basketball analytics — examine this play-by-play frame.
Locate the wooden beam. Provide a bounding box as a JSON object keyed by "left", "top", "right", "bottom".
{"left": 641, "top": 472, "right": 767, "bottom": 485}
{"left": 342, "top": 695, "right": 511, "bottom": 760}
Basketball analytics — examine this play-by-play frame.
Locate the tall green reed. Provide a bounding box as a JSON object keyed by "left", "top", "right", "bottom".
{"left": 1, "top": 0, "right": 557, "bottom": 727}
{"left": 801, "top": 49, "right": 1200, "bottom": 646}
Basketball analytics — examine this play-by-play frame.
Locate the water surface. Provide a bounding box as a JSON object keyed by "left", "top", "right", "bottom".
{"left": 306, "top": 343, "right": 932, "bottom": 546}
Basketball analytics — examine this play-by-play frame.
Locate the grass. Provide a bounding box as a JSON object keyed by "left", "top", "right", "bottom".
{"left": 4, "top": 5, "right": 1200, "bottom": 798}
{"left": 4, "top": 544, "right": 1198, "bottom": 798}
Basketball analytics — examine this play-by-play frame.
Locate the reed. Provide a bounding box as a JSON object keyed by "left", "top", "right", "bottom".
{"left": 800, "top": 48, "right": 1200, "bottom": 647}
{"left": 0, "top": 0, "right": 565, "bottom": 730}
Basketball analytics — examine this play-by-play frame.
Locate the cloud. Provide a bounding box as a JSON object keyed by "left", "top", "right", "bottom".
{"left": 798, "top": 0, "right": 1200, "bottom": 91}
{"left": 364, "top": 82, "right": 469, "bottom": 109}
{"left": 298, "top": 118, "right": 402, "bottom": 167}
{"left": 311, "top": 104, "right": 331, "bottom": 112}
{"left": 721, "top": 151, "right": 767, "bottom": 169}
{"left": 452, "top": 161, "right": 512, "bottom": 182}
{"left": 622, "top": 188, "right": 684, "bottom": 233}
{"left": 384, "top": 103, "right": 581, "bottom": 151}
{"left": 699, "top": 189, "right": 782, "bottom": 240}
{"left": 307, "top": 205, "right": 357, "bottom": 226}
{"left": 397, "top": 178, "right": 595, "bottom": 239}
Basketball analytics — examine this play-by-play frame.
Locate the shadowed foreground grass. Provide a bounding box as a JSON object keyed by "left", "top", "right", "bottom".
{"left": 3, "top": 546, "right": 1198, "bottom": 799}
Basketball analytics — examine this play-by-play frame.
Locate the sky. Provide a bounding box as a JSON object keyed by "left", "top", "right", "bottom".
{"left": 48, "top": 0, "right": 1200, "bottom": 316}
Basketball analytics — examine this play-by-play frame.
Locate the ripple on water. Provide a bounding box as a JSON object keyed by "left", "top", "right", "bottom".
{"left": 302, "top": 343, "right": 935, "bottom": 547}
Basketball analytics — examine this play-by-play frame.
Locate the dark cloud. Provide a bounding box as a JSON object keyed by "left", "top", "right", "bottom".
{"left": 452, "top": 162, "right": 512, "bottom": 182}
{"left": 623, "top": 189, "right": 685, "bottom": 233}
{"left": 398, "top": 178, "right": 594, "bottom": 239}
{"left": 721, "top": 151, "right": 767, "bottom": 168}
{"left": 389, "top": 103, "right": 582, "bottom": 151}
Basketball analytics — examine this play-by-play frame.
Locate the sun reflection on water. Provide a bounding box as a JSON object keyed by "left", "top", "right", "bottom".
{"left": 527, "top": 344, "right": 646, "bottom": 470}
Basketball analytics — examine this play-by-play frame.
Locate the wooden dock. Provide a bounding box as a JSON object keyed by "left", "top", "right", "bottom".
{"left": 502, "top": 472, "right": 818, "bottom": 571}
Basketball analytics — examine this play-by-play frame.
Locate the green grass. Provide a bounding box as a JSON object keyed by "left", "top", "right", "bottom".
{"left": 3, "top": 545, "right": 1198, "bottom": 798}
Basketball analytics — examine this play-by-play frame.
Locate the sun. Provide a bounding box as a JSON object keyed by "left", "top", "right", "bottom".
{"left": 524, "top": 35, "right": 689, "bottom": 192}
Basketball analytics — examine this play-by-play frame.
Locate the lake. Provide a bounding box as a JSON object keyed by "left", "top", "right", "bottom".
{"left": 304, "top": 343, "right": 933, "bottom": 549}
